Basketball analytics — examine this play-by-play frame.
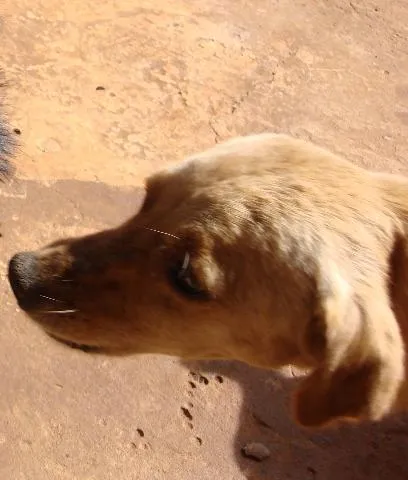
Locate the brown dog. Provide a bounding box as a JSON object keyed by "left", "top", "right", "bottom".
{"left": 8, "top": 133, "right": 408, "bottom": 428}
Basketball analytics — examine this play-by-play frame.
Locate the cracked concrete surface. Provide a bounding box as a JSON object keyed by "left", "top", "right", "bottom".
{"left": 1, "top": 0, "right": 408, "bottom": 479}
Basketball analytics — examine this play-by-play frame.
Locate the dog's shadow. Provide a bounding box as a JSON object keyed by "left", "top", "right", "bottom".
{"left": 182, "top": 360, "right": 408, "bottom": 480}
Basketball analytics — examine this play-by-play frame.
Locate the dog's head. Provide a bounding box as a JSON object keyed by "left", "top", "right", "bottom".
{"left": 9, "top": 135, "right": 308, "bottom": 364}
{"left": 8, "top": 134, "right": 406, "bottom": 427}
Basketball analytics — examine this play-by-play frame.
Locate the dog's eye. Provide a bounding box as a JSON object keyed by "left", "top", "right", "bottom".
{"left": 170, "top": 253, "right": 207, "bottom": 299}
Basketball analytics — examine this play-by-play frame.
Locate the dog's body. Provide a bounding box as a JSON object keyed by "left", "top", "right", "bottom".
{"left": 8, "top": 133, "right": 408, "bottom": 427}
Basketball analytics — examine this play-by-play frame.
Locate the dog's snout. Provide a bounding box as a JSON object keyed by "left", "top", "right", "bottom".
{"left": 8, "top": 252, "right": 41, "bottom": 309}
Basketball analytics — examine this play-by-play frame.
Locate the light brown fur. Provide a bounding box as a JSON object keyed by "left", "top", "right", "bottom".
{"left": 8, "top": 133, "right": 408, "bottom": 427}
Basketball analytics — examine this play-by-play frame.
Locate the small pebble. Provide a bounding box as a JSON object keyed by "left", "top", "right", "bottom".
{"left": 96, "top": 86, "right": 106, "bottom": 91}
{"left": 241, "top": 442, "right": 271, "bottom": 462}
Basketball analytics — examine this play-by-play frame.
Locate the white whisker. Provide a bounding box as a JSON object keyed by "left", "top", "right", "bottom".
{"left": 40, "top": 294, "right": 64, "bottom": 303}
{"left": 143, "top": 226, "right": 180, "bottom": 239}
{"left": 43, "top": 309, "right": 78, "bottom": 314}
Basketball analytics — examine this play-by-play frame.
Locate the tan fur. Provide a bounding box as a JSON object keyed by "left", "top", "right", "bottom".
{"left": 8, "top": 133, "right": 408, "bottom": 427}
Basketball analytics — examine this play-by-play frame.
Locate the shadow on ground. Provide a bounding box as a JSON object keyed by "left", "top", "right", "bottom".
{"left": 183, "top": 359, "right": 408, "bottom": 480}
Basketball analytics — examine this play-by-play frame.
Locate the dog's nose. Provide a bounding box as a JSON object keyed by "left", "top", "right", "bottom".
{"left": 8, "top": 251, "right": 41, "bottom": 309}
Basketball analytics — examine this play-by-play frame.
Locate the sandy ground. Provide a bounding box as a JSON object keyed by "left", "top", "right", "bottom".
{"left": 1, "top": 0, "right": 408, "bottom": 478}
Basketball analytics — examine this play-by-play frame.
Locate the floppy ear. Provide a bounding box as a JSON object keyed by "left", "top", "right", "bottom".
{"left": 293, "top": 267, "right": 405, "bottom": 428}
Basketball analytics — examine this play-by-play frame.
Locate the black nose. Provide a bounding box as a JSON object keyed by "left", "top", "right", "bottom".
{"left": 8, "top": 252, "right": 40, "bottom": 309}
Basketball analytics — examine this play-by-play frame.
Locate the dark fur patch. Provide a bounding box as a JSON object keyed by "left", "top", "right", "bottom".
{"left": 0, "top": 79, "right": 15, "bottom": 180}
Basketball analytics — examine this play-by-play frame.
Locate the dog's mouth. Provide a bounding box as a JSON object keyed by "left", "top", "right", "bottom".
{"left": 47, "top": 333, "right": 103, "bottom": 354}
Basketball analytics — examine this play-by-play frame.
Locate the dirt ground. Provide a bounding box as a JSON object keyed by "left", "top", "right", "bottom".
{"left": 1, "top": 0, "right": 408, "bottom": 478}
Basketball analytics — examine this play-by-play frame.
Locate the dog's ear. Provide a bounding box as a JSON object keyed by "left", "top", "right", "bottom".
{"left": 293, "top": 266, "right": 405, "bottom": 428}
